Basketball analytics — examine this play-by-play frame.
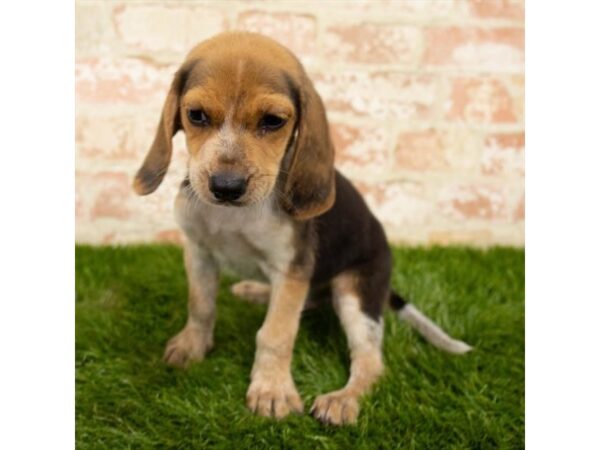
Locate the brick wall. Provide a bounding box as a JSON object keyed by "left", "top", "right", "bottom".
{"left": 75, "top": 0, "right": 524, "bottom": 246}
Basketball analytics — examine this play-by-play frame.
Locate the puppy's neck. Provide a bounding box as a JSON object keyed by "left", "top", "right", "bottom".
{"left": 198, "top": 192, "right": 284, "bottom": 234}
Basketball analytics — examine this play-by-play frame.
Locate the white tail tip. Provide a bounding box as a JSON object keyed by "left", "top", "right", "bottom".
{"left": 398, "top": 304, "right": 473, "bottom": 354}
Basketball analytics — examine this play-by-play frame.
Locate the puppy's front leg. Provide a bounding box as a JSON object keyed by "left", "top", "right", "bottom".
{"left": 164, "top": 239, "right": 218, "bottom": 368}
{"left": 247, "top": 274, "right": 308, "bottom": 419}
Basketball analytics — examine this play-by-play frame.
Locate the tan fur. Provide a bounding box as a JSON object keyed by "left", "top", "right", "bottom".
{"left": 133, "top": 89, "right": 179, "bottom": 195}
{"left": 247, "top": 272, "right": 309, "bottom": 418}
{"left": 183, "top": 85, "right": 295, "bottom": 206}
{"left": 310, "top": 273, "right": 384, "bottom": 425}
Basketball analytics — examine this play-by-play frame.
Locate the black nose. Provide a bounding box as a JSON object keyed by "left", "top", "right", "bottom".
{"left": 209, "top": 172, "right": 247, "bottom": 201}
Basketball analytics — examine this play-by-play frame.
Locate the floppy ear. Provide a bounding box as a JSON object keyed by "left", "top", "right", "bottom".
{"left": 133, "top": 64, "right": 191, "bottom": 195}
{"left": 281, "top": 74, "right": 336, "bottom": 220}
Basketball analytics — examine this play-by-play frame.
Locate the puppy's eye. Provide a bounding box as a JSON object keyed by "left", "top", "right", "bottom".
{"left": 258, "top": 114, "right": 286, "bottom": 132}
{"left": 188, "top": 109, "right": 210, "bottom": 127}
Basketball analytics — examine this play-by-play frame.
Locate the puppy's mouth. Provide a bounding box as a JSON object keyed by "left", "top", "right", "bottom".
{"left": 212, "top": 198, "right": 246, "bottom": 207}
{"left": 188, "top": 184, "right": 250, "bottom": 207}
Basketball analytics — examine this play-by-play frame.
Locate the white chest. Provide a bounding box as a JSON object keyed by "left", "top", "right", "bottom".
{"left": 175, "top": 195, "right": 296, "bottom": 280}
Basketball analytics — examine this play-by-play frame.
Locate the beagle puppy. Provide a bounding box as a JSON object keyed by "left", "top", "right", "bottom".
{"left": 134, "top": 32, "right": 471, "bottom": 425}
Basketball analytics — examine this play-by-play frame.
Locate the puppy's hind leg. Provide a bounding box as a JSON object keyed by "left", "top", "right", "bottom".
{"left": 311, "top": 272, "right": 385, "bottom": 426}
{"left": 231, "top": 280, "right": 271, "bottom": 304}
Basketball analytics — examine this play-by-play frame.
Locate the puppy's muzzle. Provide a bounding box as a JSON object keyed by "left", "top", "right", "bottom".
{"left": 209, "top": 171, "right": 247, "bottom": 202}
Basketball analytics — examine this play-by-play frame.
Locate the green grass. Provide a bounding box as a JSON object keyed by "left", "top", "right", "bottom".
{"left": 76, "top": 245, "right": 524, "bottom": 449}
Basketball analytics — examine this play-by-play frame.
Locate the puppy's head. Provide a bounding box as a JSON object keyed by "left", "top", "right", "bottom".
{"left": 134, "top": 32, "right": 335, "bottom": 219}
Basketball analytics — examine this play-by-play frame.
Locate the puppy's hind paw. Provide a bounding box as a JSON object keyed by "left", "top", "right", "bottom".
{"left": 231, "top": 280, "right": 271, "bottom": 304}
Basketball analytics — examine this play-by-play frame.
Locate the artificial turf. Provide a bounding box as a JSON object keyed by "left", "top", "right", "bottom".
{"left": 75, "top": 244, "right": 524, "bottom": 449}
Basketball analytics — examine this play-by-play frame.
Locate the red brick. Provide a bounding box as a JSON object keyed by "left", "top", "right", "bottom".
{"left": 469, "top": 0, "right": 525, "bottom": 21}
{"left": 330, "top": 123, "right": 388, "bottom": 173}
{"left": 514, "top": 193, "right": 525, "bottom": 221}
{"left": 424, "top": 27, "right": 523, "bottom": 70}
{"left": 481, "top": 132, "right": 525, "bottom": 175}
{"left": 88, "top": 172, "right": 133, "bottom": 220}
{"left": 314, "top": 71, "right": 437, "bottom": 120}
{"left": 394, "top": 129, "right": 447, "bottom": 171}
{"left": 76, "top": 113, "right": 156, "bottom": 162}
{"left": 354, "top": 180, "right": 435, "bottom": 228}
{"left": 102, "top": 233, "right": 117, "bottom": 244}
{"left": 389, "top": 1, "right": 469, "bottom": 18}
{"left": 445, "top": 76, "right": 521, "bottom": 124}
{"left": 510, "top": 75, "right": 525, "bottom": 121}
{"left": 429, "top": 229, "right": 494, "bottom": 245}
{"left": 440, "top": 185, "right": 507, "bottom": 220}
{"left": 237, "top": 10, "right": 317, "bottom": 62}
{"left": 155, "top": 229, "right": 183, "bottom": 245}
{"left": 76, "top": 164, "right": 188, "bottom": 243}
{"left": 394, "top": 128, "right": 481, "bottom": 172}
{"left": 323, "top": 23, "right": 421, "bottom": 65}
{"left": 75, "top": 171, "right": 86, "bottom": 221}
{"left": 75, "top": 58, "right": 176, "bottom": 105}
{"left": 315, "top": 0, "right": 467, "bottom": 18}
{"left": 113, "top": 4, "right": 227, "bottom": 54}
{"left": 76, "top": 1, "right": 113, "bottom": 57}
{"left": 75, "top": 170, "right": 131, "bottom": 221}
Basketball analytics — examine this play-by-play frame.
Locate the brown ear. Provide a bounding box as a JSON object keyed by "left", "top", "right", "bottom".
{"left": 133, "top": 64, "right": 191, "bottom": 195}
{"left": 281, "top": 74, "right": 335, "bottom": 220}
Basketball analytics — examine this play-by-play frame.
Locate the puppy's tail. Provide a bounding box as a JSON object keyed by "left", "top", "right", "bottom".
{"left": 390, "top": 291, "right": 473, "bottom": 354}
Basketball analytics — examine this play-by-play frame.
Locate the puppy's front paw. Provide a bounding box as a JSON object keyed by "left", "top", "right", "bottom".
{"left": 163, "top": 325, "right": 212, "bottom": 369}
{"left": 246, "top": 373, "right": 303, "bottom": 419}
{"left": 310, "top": 390, "right": 359, "bottom": 425}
